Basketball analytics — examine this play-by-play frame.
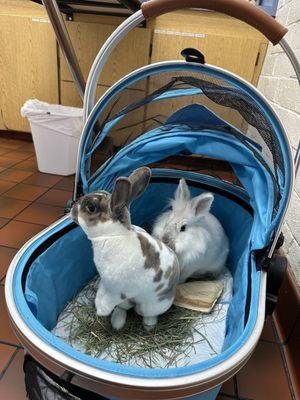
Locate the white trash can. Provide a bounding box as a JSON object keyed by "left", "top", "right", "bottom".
{"left": 21, "top": 99, "right": 83, "bottom": 176}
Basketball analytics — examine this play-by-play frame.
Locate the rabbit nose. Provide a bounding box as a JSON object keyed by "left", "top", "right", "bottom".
{"left": 162, "top": 234, "right": 170, "bottom": 245}
{"left": 162, "top": 234, "right": 175, "bottom": 251}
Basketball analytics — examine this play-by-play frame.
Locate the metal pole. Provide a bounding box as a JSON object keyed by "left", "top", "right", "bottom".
{"left": 280, "top": 38, "right": 300, "bottom": 85}
{"left": 42, "top": 0, "right": 86, "bottom": 100}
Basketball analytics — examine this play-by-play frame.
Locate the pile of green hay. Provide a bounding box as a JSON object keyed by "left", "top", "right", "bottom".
{"left": 55, "top": 278, "right": 218, "bottom": 368}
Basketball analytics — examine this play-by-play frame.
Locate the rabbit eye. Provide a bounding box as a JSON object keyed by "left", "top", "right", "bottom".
{"left": 87, "top": 203, "right": 97, "bottom": 213}
{"left": 180, "top": 224, "right": 186, "bottom": 232}
{"left": 82, "top": 197, "right": 99, "bottom": 214}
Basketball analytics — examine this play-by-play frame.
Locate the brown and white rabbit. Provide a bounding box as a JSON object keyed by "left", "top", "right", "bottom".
{"left": 71, "top": 167, "right": 180, "bottom": 331}
{"left": 152, "top": 179, "right": 229, "bottom": 284}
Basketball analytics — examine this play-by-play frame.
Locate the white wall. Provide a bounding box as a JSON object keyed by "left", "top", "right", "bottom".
{"left": 258, "top": 0, "right": 300, "bottom": 284}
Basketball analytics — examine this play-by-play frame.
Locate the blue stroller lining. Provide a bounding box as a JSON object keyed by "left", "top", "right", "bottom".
{"left": 22, "top": 173, "right": 258, "bottom": 379}
{"left": 20, "top": 104, "right": 271, "bottom": 379}
{"left": 8, "top": 54, "right": 294, "bottom": 400}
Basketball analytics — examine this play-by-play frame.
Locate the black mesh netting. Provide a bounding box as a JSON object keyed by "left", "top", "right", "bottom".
{"left": 24, "top": 355, "right": 107, "bottom": 400}
{"left": 85, "top": 70, "right": 284, "bottom": 214}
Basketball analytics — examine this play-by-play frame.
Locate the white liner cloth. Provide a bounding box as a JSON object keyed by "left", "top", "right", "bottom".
{"left": 53, "top": 268, "right": 233, "bottom": 368}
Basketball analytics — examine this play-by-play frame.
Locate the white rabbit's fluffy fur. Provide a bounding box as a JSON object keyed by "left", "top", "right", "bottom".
{"left": 152, "top": 179, "right": 229, "bottom": 283}
{"left": 71, "top": 167, "right": 180, "bottom": 331}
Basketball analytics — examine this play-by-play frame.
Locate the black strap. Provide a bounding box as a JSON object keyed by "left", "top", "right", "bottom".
{"left": 181, "top": 48, "right": 205, "bottom": 64}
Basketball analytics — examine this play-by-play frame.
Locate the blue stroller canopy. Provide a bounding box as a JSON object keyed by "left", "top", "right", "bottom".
{"left": 77, "top": 63, "right": 292, "bottom": 251}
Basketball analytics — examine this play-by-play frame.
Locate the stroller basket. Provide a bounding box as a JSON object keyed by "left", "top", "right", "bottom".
{"left": 5, "top": 1, "right": 298, "bottom": 399}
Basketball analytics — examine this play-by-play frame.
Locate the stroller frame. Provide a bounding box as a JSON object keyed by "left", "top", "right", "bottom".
{"left": 5, "top": 1, "right": 300, "bottom": 399}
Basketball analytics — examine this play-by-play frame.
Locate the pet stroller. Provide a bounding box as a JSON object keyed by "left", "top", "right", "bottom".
{"left": 5, "top": 1, "right": 299, "bottom": 399}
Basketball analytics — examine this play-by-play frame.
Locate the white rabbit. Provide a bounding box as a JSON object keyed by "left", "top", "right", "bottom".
{"left": 71, "top": 167, "right": 180, "bottom": 331}
{"left": 152, "top": 179, "right": 229, "bottom": 284}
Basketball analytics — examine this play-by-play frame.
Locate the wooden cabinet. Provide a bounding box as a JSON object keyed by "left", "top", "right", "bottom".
{"left": 150, "top": 10, "right": 268, "bottom": 83}
{"left": 59, "top": 19, "right": 151, "bottom": 147}
{"left": 151, "top": 32, "right": 261, "bottom": 82}
{"left": 146, "top": 10, "right": 268, "bottom": 130}
{"left": 0, "top": 2, "right": 268, "bottom": 134}
{"left": 60, "top": 81, "right": 107, "bottom": 108}
{"left": 60, "top": 21, "right": 151, "bottom": 87}
{"left": 0, "top": 1, "right": 58, "bottom": 132}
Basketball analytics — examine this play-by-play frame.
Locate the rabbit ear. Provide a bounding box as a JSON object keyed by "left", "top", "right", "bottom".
{"left": 110, "top": 178, "right": 132, "bottom": 217}
{"left": 175, "top": 179, "right": 190, "bottom": 203}
{"left": 128, "top": 167, "right": 151, "bottom": 201}
{"left": 191, "top": 192, "right": 214, "bottom": 215}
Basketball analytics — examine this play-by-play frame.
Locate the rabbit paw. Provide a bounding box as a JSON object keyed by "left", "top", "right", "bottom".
{"left": 95, "top": 296, "right": 114, "bottom": 316}
{"left": 111, "top": 307, "right": 127, "bottom": 330}
{"left": 143, "top": 316, "right": 157, "bottom": 332}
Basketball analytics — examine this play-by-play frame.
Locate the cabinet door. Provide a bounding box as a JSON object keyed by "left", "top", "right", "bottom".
{"left": 150, "top": 10, "right": 266, "bottom": 83}
{"left": 149, "top": 13, "right": 265, "bottom": 131}
{"left": 59, "top": 20, "right": 151, "bottom": 88}
{"left": 60, "top": 81, "right": 107, "bottom": 108}
{"left": 151, "top": 31, "right": 261, "bottom": 83}
{"left": 0, "top": 100, "right": 5, "bottom": 130}
{"left": 0, "top": 14, "right": 58, "bottom": 132}
{"left": 150, "top": 34, "right": 261, "bottom": 129}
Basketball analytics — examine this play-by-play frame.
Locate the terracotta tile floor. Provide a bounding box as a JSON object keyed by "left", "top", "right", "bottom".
{"left": 0, "top": 136, "right": 297, "bottom": 399}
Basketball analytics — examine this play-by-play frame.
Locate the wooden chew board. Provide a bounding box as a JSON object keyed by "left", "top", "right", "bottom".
{"left": 174, "top": 281, "right": 224, "bottom": 313}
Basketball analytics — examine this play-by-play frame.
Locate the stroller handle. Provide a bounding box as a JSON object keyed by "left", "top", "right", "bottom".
{"left": 141, "top": 0, "right": 287, "bottom": 46}
{"left": 83, "top": 1, "right": 300, "bottom": 122}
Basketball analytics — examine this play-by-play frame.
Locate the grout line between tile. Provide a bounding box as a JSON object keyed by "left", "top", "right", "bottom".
{"left": 0, "top": 347, "right": 19, "bottom": 380}
{"left": 272, "top": 318, "right": 297, "bottom": 400}
{"left": 0, "top": 188, "right": 50, "bottom": 223}
{"left": 284, "top": 314, "right": 300, "bottom": 345}
{"left": 13, "top": 202, "right": 65, "bottom": 225}
{"left": 10, "top": 153, "right": 35, "bottom": 162}
{"left": 2, "top": 185, "right": 50, "bottom": 203}
{"left": 0, "top": 244, "right": 18, "bottom": 250}
{"left": 238, "top": 397, "right": 255, "bottom": 400}
{"left": 0, "top": 172, "right": 34, "bottom": 185}
{"left": 0, "top": 218, "right": 46, "bottom": 251}
{"left": 0, "top": 160, "right": 23, "bottom": 170}
{"left": 3, "top": 157, "right": 33, "bottom": 167}
{"left": 218, "top": 394, "right": 253, "bottom": 400}
{"left": 0, "top": 340, "right": 23, "bottom": 349}
{"left": 35, "top": 191, "right": 73, "bottom": 209}
{"left": 35, "top": 195, "right": 69, "bottom": 205}
{"left": 6, "top": 185, "right": 71, "bottom": 221}
{"left": 4, "top": 149, "right": 34, "bottom": 156}
{"left": 0, "top": 181, "right": 19, "bottom": 196}
{"left": 233, "top": 375, "right": 239, "bottom": 398}
{"left": 270, "top": 316, "right": 283, "bottom": 345}
{"left": 259, "top": 338, "right": 278, "bottom": 344}
{"left": 0, "top": 218, "right": 11, "bottom": 230}
{"left": 19, "top": 174, "right": 65, "bottom": 189}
